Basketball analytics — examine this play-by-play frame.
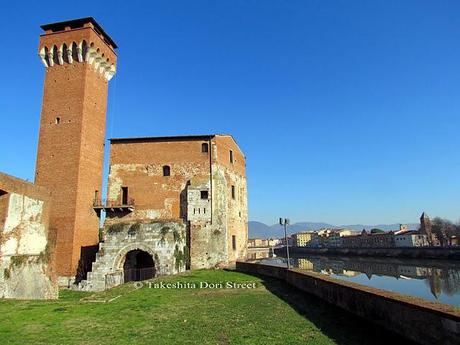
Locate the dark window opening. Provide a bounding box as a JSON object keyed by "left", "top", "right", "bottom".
{"left": 201, "top": 191, "right": 209, "bottom": 199}
{"left": 202, "top": 143, "right": 209, "bottom": 153}
{"left": 0, "top": 189, "right": 7, "bottom": 197}
{"left": 121, "top": 187, "right": 128, "bottom": 205}
{"left": 55, "top": 117, "right": 61, "bottom": 124}
{"left": 232, "top": 235, "right": 237, "bottom": 250}
{"left": 230, "top": 150, "right": 234, "bottom": 163}
{"left": 231, "top": 185, "right": 235, "bottom": 199}
{"left": 163, "top": 165, "right": 171, "bottom": 176}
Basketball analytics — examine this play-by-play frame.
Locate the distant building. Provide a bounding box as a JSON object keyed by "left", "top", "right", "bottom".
{"left": 248, "top": 238, "right": 268, "bottom": 248}
{"left": 342, "top": 230, "right": 395, "bottom": 248}
{"left": 419, "top": 212, "right": 440, "bottom": 246}
{"left": 267, "top": 238, "right": 280, "bottom": 247}
{"left": 394, "top": 230, "right": 429, "bottom": 247}
{"left": 292, "top": 232, "right": 318, "bottom": 247}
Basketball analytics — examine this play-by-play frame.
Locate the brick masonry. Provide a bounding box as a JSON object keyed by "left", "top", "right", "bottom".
{"left": 104, "top": 135, "right": 247, "bottom": 271}
{"left": 34, "top": 19, "right": 117, "bottom": 280}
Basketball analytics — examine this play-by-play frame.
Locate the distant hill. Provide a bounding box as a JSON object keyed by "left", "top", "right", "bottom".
{"left": 248, "top": 221, "right": 419, "bottom": 239}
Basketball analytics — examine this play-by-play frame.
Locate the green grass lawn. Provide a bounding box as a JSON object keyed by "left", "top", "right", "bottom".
{"left": 0, "top": 269, "right": 411, "bottom": 345}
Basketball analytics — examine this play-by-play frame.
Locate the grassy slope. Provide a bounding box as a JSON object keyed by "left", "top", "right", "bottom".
{"left": 0, "top": 269, "right": 411, "bottom": 345}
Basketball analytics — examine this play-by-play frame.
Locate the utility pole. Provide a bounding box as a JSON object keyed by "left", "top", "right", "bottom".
{"left": 279, "top": 218, "right": 291, "bottom": 269}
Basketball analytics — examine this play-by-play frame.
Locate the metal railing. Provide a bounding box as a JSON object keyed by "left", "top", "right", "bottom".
{"left": 93, "top": 198, "right": 135, "bottom": 208}
{"left": 123, "top": 267, "right": 156, "bottom": 283}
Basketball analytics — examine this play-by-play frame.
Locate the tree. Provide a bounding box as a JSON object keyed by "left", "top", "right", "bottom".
{"left": 370, "top": 228, "right": 384, "bottom": 234}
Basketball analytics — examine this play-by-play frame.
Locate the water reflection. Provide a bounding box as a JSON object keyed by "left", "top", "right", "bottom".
{"left": 252, "top": 253, "right": 460, "bottom": 306}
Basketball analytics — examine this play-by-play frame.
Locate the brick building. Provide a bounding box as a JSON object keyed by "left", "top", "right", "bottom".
{"left": 25, "top": 17, "right": 248, "bottom": 289}
{"left": 77, "top": 134, "right": 248, "bottom": 290}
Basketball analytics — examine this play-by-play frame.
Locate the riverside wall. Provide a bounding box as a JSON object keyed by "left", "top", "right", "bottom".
{"left": 275, "top": 246, "right": 460, "bottom": 260}
{"left": 236, "top": 261, "right": 460, "bottom": 345}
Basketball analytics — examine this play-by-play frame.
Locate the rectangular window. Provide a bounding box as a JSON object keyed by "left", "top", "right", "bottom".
{"left": 201, "top": 191, "right": 209, "bottom": 199}
{"left": 231, "top": 185, "right": 235, "bottom": 199}
{"left": 202, "top": 143, "right": 209, "bottom": 153}
{"left": 232, "top": 235, "right": 237, "bottom": 250}
{"left": 230, "top": 150, "right": 234, "bottom": 163}
{"left": 121, "top": 187, "right": 128, "bottom": 205}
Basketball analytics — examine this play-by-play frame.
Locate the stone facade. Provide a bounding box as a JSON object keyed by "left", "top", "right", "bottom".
{"left": 0, "top": 173, "right": 58, "bottom": 299}
{"left": 77, "top": 221, "right": 187, "bottom": 291}
{"left": 34, "top": 18, "right": 117, "bottom": 281}
{"left": 79, "top": 135, "right": 248, "bottom": 290}
{"left": 104, "top": 135, "right": 248, "bottom": 269}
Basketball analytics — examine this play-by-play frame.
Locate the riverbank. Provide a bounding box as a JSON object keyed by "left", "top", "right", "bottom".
{"left": 0, "top": 269, "right": 412, "bottom": 345}
{"left": 236, "top": 261, "right": 460, "bottom": 345}
{"left": 275, "top": 246, "right": 460, "bottom": 260}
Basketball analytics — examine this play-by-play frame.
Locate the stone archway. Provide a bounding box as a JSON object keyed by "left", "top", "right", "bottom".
{"left": 123, "top": 249, "right": 155, "bottom": 282}
{"left": 112, "top": 243, "right": 157, "bottom": 283}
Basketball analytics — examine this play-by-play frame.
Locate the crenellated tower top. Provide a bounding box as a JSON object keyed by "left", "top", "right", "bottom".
{"left": 38, "top": 17, "right": 117, "bottom": 80}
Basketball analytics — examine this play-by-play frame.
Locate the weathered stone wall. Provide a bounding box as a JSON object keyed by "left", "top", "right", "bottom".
{"left": 0, "top": 173, "right": 57, "bottom": 299}
{"left": 236, "top": 261, "right": 460, "bottom": 345}
{"left": 104, "top": 135, "right": 248, "bottom": 271}
{"left": 77, "top": 221, "right": 186, "bottom": 291}
{"left": 213, "top": 136, "right": 248, "bottom": 265}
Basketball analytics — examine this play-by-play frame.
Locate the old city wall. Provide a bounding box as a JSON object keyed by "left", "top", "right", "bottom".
{"left": 0, "top": 173, "right": 57, "bottom": 299}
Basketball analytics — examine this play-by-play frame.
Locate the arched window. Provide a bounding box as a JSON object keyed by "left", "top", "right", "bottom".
{"left": 71, "top": 42, "right": 78, "bottom": 62}
{"left": 163, "top": 165, "right": 170, "bottom": 176}
{"left": 52, "top": 45, "right": 59, "bottom": 65}
{"left": 202, "top": 143, "right": 209, "bottom": 153}
{"left": 62, "top": 43, "right": 69, "bottom": 64}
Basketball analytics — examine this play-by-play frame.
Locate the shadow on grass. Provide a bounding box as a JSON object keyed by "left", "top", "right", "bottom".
{"left": 245, "top": 272, "right": 418, "bottom": 345}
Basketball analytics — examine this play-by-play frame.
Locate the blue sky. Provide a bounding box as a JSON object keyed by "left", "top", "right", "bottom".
{"left": 1, "top": 1, "right": 459, "bottom": 225}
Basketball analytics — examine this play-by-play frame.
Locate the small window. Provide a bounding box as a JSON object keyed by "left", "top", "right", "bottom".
{"left": 163, "top": 165, "right": 170, "bottom": 176}
{"left": 121, "top": 187, "right": 128, "bottom": 205}
{"left": 202, "top": 143, "right": 209, "bottom": 153}
{"left": 55, "top": 117, "right": 61, "bottom": 124}
{"left": 229, "top": 150, "right": 234, "bottom": 163}
{"left": 201, "top": 191, "right": 209, "bottom": 199}
{"left": 231, "top": 185, "right": 235, "bottom": 199}
{"left": 232, "top": 235, "right": 237, "bottom": 250}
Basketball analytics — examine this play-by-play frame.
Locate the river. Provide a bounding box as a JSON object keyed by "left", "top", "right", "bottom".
{"left": 249, "top": 250, "right": 460, "bottom": 307}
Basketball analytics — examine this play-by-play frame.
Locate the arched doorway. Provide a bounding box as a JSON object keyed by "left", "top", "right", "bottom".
{"left": 123, "top": 249, "right": 156, "bottom": 282}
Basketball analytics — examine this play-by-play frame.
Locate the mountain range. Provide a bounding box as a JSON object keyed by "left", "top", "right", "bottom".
{"left": 248, "top": 221, "right": 419, "bottom": 239}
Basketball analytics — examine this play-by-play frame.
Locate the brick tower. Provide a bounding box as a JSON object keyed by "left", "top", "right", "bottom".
{"left": 35, "top": 18, "right": 117, "bottom": 282}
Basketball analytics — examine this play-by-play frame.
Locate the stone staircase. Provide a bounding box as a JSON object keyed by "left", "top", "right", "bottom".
{"left": 73, "top": 241, "right": 121, "bottom": 292}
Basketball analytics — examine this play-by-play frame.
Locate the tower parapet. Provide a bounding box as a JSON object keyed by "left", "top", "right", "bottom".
{"left": 38, "top": 17, "right": 117, "bottom": 80}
